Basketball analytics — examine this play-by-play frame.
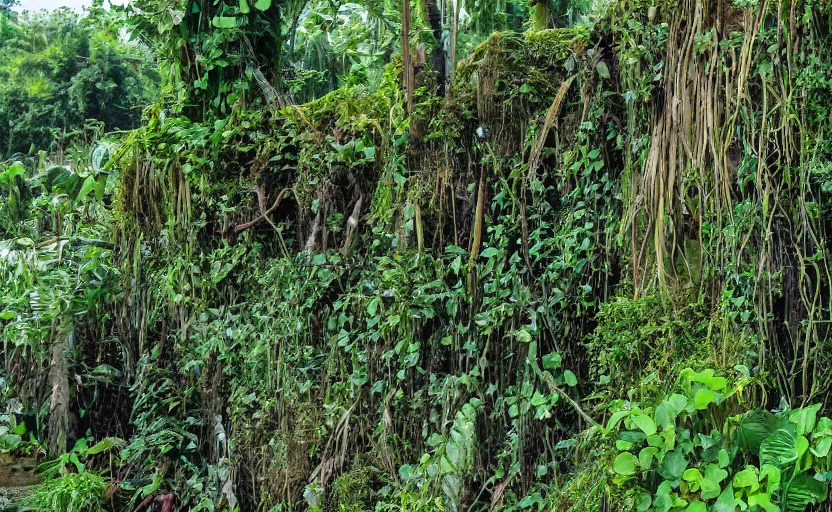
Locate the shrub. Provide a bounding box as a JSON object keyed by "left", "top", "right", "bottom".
{"left": 26, "top": 471, "right": 108, "bottom": 512}
{"left": 609, "top": 368, "right": 831, "bottom": 511}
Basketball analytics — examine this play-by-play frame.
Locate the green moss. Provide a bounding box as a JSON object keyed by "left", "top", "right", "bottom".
{"left": 524, "top": 26, "right": 591, "bottom": 64}
{"left": 585, "top": 292, "right": 712, "bottom": 398}
{"left": 327, "top": 460, "right": 387, "bottom": 512}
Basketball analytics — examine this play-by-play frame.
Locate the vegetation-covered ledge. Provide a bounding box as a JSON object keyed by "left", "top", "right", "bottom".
{"left": 1, "top": 0, "right": 832, "bottom": 511}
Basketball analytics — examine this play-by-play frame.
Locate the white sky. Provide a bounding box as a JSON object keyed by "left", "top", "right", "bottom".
{"left": 17, "top": 0, "right": 127, "bottom": 12}
{"left": 19, "top": 0, "right": 89, "bottom": 10}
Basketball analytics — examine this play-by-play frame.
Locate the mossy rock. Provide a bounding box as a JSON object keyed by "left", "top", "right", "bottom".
{"left": 0, "top": 456, "right": 40, "bottom": 512}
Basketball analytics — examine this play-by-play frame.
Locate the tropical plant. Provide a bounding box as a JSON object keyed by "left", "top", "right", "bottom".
{"left": 610, "top": 368, "right": 831, "bottom": 511}
{"left": 25, "top": 471, "right": 109, "bottom": 512}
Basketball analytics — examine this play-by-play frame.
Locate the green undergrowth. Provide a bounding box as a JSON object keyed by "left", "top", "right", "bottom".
{"left": 25, "top": 471, "right": 108, "bottom": 512}
{"left": 608, "top": 369, "right": 831, "bottom": 511}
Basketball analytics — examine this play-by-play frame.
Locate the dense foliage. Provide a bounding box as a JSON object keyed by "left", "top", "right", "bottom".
{"left": 0, "top": 6, "right": 158, "bottom": 156}
{"left": 3, "top": 0, "right": 832, "bottom": 511}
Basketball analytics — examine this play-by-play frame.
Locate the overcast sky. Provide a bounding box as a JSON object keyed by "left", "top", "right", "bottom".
{"left": 19, "top": 0, "right": 88, "bottom": 10}
{"left": 17, "top": 0, "right": 127, "bottom": 12}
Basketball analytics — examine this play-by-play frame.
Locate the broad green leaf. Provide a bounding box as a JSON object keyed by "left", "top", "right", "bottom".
{"left": 596, "top": 61, "right": 610, "bottom": 79}
{"left": 714, "top": 484, "right": 744, "bottom": 512}
{"left": 693, "top": 388, "right": 718, "bottom": 410}
{"left": 366, "top": 298, "right": 379, "bottom": 316}
{"left": 747, "top": 492, "right": 778, "bottom": 512}
{"left": 0, "top": 434, "right": 21, "bottom": 451}
{"left": 759, "top": 464, "right": 781, "bottom": 488}
{"left": 732, "top": 466, "right": 759, "bottom": 492}
{"left": 815, "top": 417, "right": 832, "bottom": 435}
{"left": 654, "top": 481, "right": 674, "bottom": 512}
{"left": 93, "top": 173, "right": 107, "bottom": 200}
{"left": 718, "top": 448, "right": 730, "bottom": 468}
{"left": 636, "top": 491, "right": 652, "bottom": 511}
{"left": 527, "top": 341, "right": 538, "bottom": 365}
{"left": 760, "top": 426, "right": 798, "bottom": 468}
{"left": 480, "top": 247, "right": 498, "bottom": 258}
{"left": 516, "top": 493, "right": 541, "bottom": 508}
{"left": 811, "top": 436, "right": 832, "bottom": 457}
{"left": 682, "top": 468, "right": 703, "bottom": 483}
{"left": 647, "top": 434, "right": 663, "bottom": 447}
{"left": 680, "top": 368, "right": 727, "bottom": 391}
{"left": 737, "top": 409, "right": 772, "bottom": 452}
{"left": 254, "top": 0, "right": 271, "bottom": 10}
{"left": 563, "top": 370, "right": 577, "bottom": 387}
{"left": 659, "top": 394, "right": 686, "bottom": 422}
{"left": 784, "top": 472, "right": 828, "bottom": 510}
{"left": 0, "top": 161, "right": 24, "bottom": 185}
{"left": 613, "top": 452, "right": 638, "bottom": 476}
{"left": 696, "top": 368, "right": 728, "bottom": 390}
{"left": 790, "top": 404, "right": 820, "bottom": 436}
{"left": 686, "top": 501, "right": 706, "bottom": 512}
{"left": 69, "top": 452, "right": 84, "bottom": 473}
{"left": 655, "top": 404, "right": 672, "bottom": 427}
{"left": 661, "top": 428, "right": 676, "bottom": 450}
{"left": 399, "top": 464, "right": 414, "bottom": 480}
{"left": 86, "top": 437, "right": 125, "bottom": 455}
{"left": 607, "top": 409, "right": 630, "bottom": 431}
{"left": 632, "top": 413, "right": 657, "bottom": 436}
{"left": 77, "top": 174, "right": 97, "bottom": 202}
{"left": 439, "top": 455, "right": 455, "bottom": 474}
{"left": 212, "top": 16, "right": 237, "bottom": 28}
{"left": 639, "top": 447, "right": 658, "bottom": 469}
{"left": 240, "top": 0, "right": 250, "bottom": 13}
{"left": 705, "top": 463, "right": 728, "bottom": 485}
{"left": 701, "top": 478, "right": 722, "bottom": 499}
{"left": 796, "top": 434, "right": 810, "bottom": 462}
{"left": 542, "top": 352, "right": 562, "bottom": 370}
{"left": 658, "top": 449, "right": 688, "bottom": 481}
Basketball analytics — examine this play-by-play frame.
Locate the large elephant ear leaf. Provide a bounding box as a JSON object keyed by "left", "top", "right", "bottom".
{"left": 760, "top": 425, "right": 798, "bottom": 468}
{"left": 0, "top": 161, "right": 25, "bottom": 186}
{"left": 737, "top": 409, "right": 774, "bottom": 453}
{"left": 789, "top": 403, "right": 821, "bottom": 436}
{"left": 783, "top": 472, "right": 827, "bottom": 511}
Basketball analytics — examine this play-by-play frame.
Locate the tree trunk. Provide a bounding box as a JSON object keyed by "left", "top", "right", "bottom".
{"left": 532, "top": 0, "right": 550, "bottom": 31}
{"left": 47, "top": 320, "right": 72, "bottom": 455}
{"left": 424, "top": 0, "right": 446, "bottom": 96}
{"left": 402, "top": 0, "right": 413, "bottom": 112}
{"left": 447, "top": 0, "right": 459, "bottom": 95}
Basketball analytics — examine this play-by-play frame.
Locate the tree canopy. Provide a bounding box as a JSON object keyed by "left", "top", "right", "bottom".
{"left": 0, "top": 6, "right": 158, "bottom": 156}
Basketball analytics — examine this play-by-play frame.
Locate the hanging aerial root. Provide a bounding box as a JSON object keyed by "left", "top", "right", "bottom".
{"left": 527, "top": 73, "right": 578, "bottom": 179}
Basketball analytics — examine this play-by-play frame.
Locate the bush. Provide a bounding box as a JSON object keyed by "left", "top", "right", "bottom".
{"left": 26, "top": 472, "right": 108, "bottom": 512}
